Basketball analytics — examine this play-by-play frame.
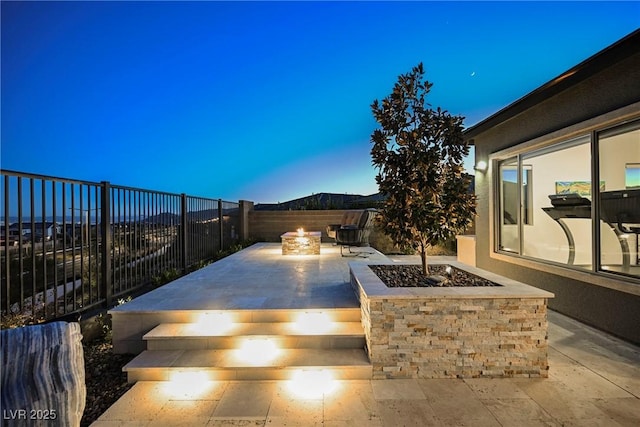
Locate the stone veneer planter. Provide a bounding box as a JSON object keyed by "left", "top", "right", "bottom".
{"left": 350, "top": 261, "right": 554, "bottom": 379}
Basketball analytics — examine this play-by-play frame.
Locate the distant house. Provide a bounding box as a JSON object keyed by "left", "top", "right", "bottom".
{"left": 464, "top": 29, "right": 640, "bottom": 343}
{"left": 9, "top": 222, "right": 60, "bottom": 241}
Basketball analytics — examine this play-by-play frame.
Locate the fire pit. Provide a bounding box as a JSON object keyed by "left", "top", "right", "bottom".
{"left": 281, "top": 229, "right": 321, "bottom": 255}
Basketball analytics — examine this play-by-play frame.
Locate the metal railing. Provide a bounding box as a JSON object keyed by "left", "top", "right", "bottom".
{"left": 1, "top": 170, "right": 239, "bottom": 323}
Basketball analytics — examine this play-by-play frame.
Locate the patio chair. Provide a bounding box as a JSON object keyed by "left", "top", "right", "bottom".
{"left": 326, "top": 210, "right": 363, "bottom": 240}
{"left": 328, "top": 209, "right": 378, "bottom": 257}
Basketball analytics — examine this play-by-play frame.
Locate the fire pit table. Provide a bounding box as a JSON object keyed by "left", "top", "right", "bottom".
{"left": 281, "top": 230, "right": 321, "bottom": 255}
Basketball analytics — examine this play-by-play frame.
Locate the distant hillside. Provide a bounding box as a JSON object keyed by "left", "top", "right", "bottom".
{"left": 254, "top": 192, "right": 384, "bottom": 211}
{"left": 255, "top": 174, "right": 474, "bottom": 211}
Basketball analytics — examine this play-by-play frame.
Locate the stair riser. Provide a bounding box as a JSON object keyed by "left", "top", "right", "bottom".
{"left": 126, "top": 366, "right": 372, "bottom": 383}
{"left": 114, "top": 309, "right": 361, "bottom": 326}
{"left": 147, "top": 336, "right": 366, "bottom": 351}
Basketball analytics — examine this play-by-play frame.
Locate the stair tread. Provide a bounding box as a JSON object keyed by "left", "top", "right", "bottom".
{"left": 124, "top": 348, "right": 370, "bottom": 371}
{"left": 144, "top": 322, "right": 365, "bottom": 339}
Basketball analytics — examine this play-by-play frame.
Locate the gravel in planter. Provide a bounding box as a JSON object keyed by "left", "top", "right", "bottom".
{"left": 369, "top": 264, "right": 500, "bottom": 287}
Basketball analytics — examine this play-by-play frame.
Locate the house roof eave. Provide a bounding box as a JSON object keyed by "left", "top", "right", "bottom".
{"left": 463, "top": 28, "right": 640, "bottom": 141}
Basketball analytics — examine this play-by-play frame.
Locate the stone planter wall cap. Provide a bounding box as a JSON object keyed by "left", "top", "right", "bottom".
{"left": 350, "top": 260, "right": 555, "bottom": 300}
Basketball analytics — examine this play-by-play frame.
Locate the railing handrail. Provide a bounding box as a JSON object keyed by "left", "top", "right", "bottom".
{"left": 1, "top": 169, "right": 238, "bottom": 205}
{"left": 0, "top": 169, "right": 101, "bottom": 187}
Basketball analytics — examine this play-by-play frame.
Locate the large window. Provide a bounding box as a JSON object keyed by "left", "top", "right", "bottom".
{"left": 495, "top": 121, "right": 639, "bottom": 280}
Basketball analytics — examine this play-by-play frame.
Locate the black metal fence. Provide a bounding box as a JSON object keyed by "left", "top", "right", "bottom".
{"left": 1, "top": 170, "right": 240, "bottom": 323}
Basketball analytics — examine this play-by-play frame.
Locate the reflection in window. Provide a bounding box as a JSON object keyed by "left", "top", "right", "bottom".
{"left": 498, "top": 159, "right": 519, "bottom": 253}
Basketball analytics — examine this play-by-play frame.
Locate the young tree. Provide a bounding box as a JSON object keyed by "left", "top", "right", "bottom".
{"left": 370, "top": 63, "right": 476, "bottom": 276}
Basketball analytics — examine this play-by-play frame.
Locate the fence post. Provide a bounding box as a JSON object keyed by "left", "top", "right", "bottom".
{"left": 181, "top": 194, "right": 188, "bottom": 273}
{"left": 239, "top": 200, "right": 254, "bottom": 241}
{"left": 100, "top": 181, "right": 112, "bottom": 307}
{"left": 218, "top": 199, "right": 224, "bottom": 251}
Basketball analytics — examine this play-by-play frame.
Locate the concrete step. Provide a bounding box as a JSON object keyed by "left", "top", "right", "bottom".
{"left": 144, "top": 322, "right": 366, "bottom": 350}
{"left": 124, "top": 348, "right": 372, "bottom": 382}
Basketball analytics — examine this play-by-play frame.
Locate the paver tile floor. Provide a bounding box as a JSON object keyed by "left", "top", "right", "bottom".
{"left": 96, "top": 243, "right": 640, "bottom": 426}
{"left": 111, "top": 243, "right": 388, "bottom": 312}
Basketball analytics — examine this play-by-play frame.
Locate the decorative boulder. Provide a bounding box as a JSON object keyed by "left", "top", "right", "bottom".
{"left": 1, "top": 322, "right": 86, "bottom": 426}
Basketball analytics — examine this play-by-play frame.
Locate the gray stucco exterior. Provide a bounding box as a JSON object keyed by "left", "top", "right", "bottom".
{"left": 464, "top": 30, "right": 640, "bottom": 344}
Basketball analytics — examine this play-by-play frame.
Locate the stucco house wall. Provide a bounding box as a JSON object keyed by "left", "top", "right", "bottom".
{"left": 466, "top": 30, "right": 640, "bottom": 344}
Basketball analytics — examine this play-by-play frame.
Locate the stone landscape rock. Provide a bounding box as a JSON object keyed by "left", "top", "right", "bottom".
{"left": 1, "top": 322, "right": 86, "bottom": 427}
{"left": 370, "top": 264, "right": 500, "bottom": 287}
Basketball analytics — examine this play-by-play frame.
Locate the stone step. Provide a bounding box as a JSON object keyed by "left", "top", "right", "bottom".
{"left": 112, "top": 308, "right": 363, "bottom": 355}
{"left": 144, "top": 322, "right": 366, "bottom": 350}
{"left": 124, "top": 348, "right": 372, "bottom": 382}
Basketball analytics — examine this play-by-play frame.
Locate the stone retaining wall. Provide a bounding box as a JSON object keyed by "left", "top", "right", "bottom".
{"left": 350, "top": 261, "right": 554, "bottom": 379}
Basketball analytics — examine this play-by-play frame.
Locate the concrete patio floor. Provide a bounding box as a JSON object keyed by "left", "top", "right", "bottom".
{"left": 96, "top": 243, "right": 640, "bottom": 426}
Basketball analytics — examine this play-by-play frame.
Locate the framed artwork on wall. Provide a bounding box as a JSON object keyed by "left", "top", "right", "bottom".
{"left": 555, "top": 181, "right": 605, "bottom": 197}
{"left": 625, "top": 163, "right": 640, "bottom": 189}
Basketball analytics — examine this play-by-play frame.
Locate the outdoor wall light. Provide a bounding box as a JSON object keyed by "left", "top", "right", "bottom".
{"left": 191, "top": 312, "right": 235, "bottom": 334}
{"left": 293, "top": 312, "right": 334, "bottom": 334}
{"left": 474, "top": 160, "right": 488, "bottom": 172}
{"left": 236, "top": 338, "right": 281, "bottom": 365}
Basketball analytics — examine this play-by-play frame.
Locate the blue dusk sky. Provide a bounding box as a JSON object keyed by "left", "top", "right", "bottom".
{"left": 1, "top": 1, "right": 639, "bottom": 204}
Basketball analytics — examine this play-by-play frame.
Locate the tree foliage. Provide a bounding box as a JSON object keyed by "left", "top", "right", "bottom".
{"left": 370, "top": 63, "right": 476, "bottom": 275}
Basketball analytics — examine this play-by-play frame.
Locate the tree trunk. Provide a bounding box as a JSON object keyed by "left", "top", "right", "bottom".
{"left": 420, "top": 242, "right": 429, "bottom": 276}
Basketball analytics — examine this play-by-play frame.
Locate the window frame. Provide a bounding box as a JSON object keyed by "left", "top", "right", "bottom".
{"left": 594, "top": 120, "right": 640, "bottom": 276}
{"left": 491, "top": 119, "right": 640, "bottom": 282}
